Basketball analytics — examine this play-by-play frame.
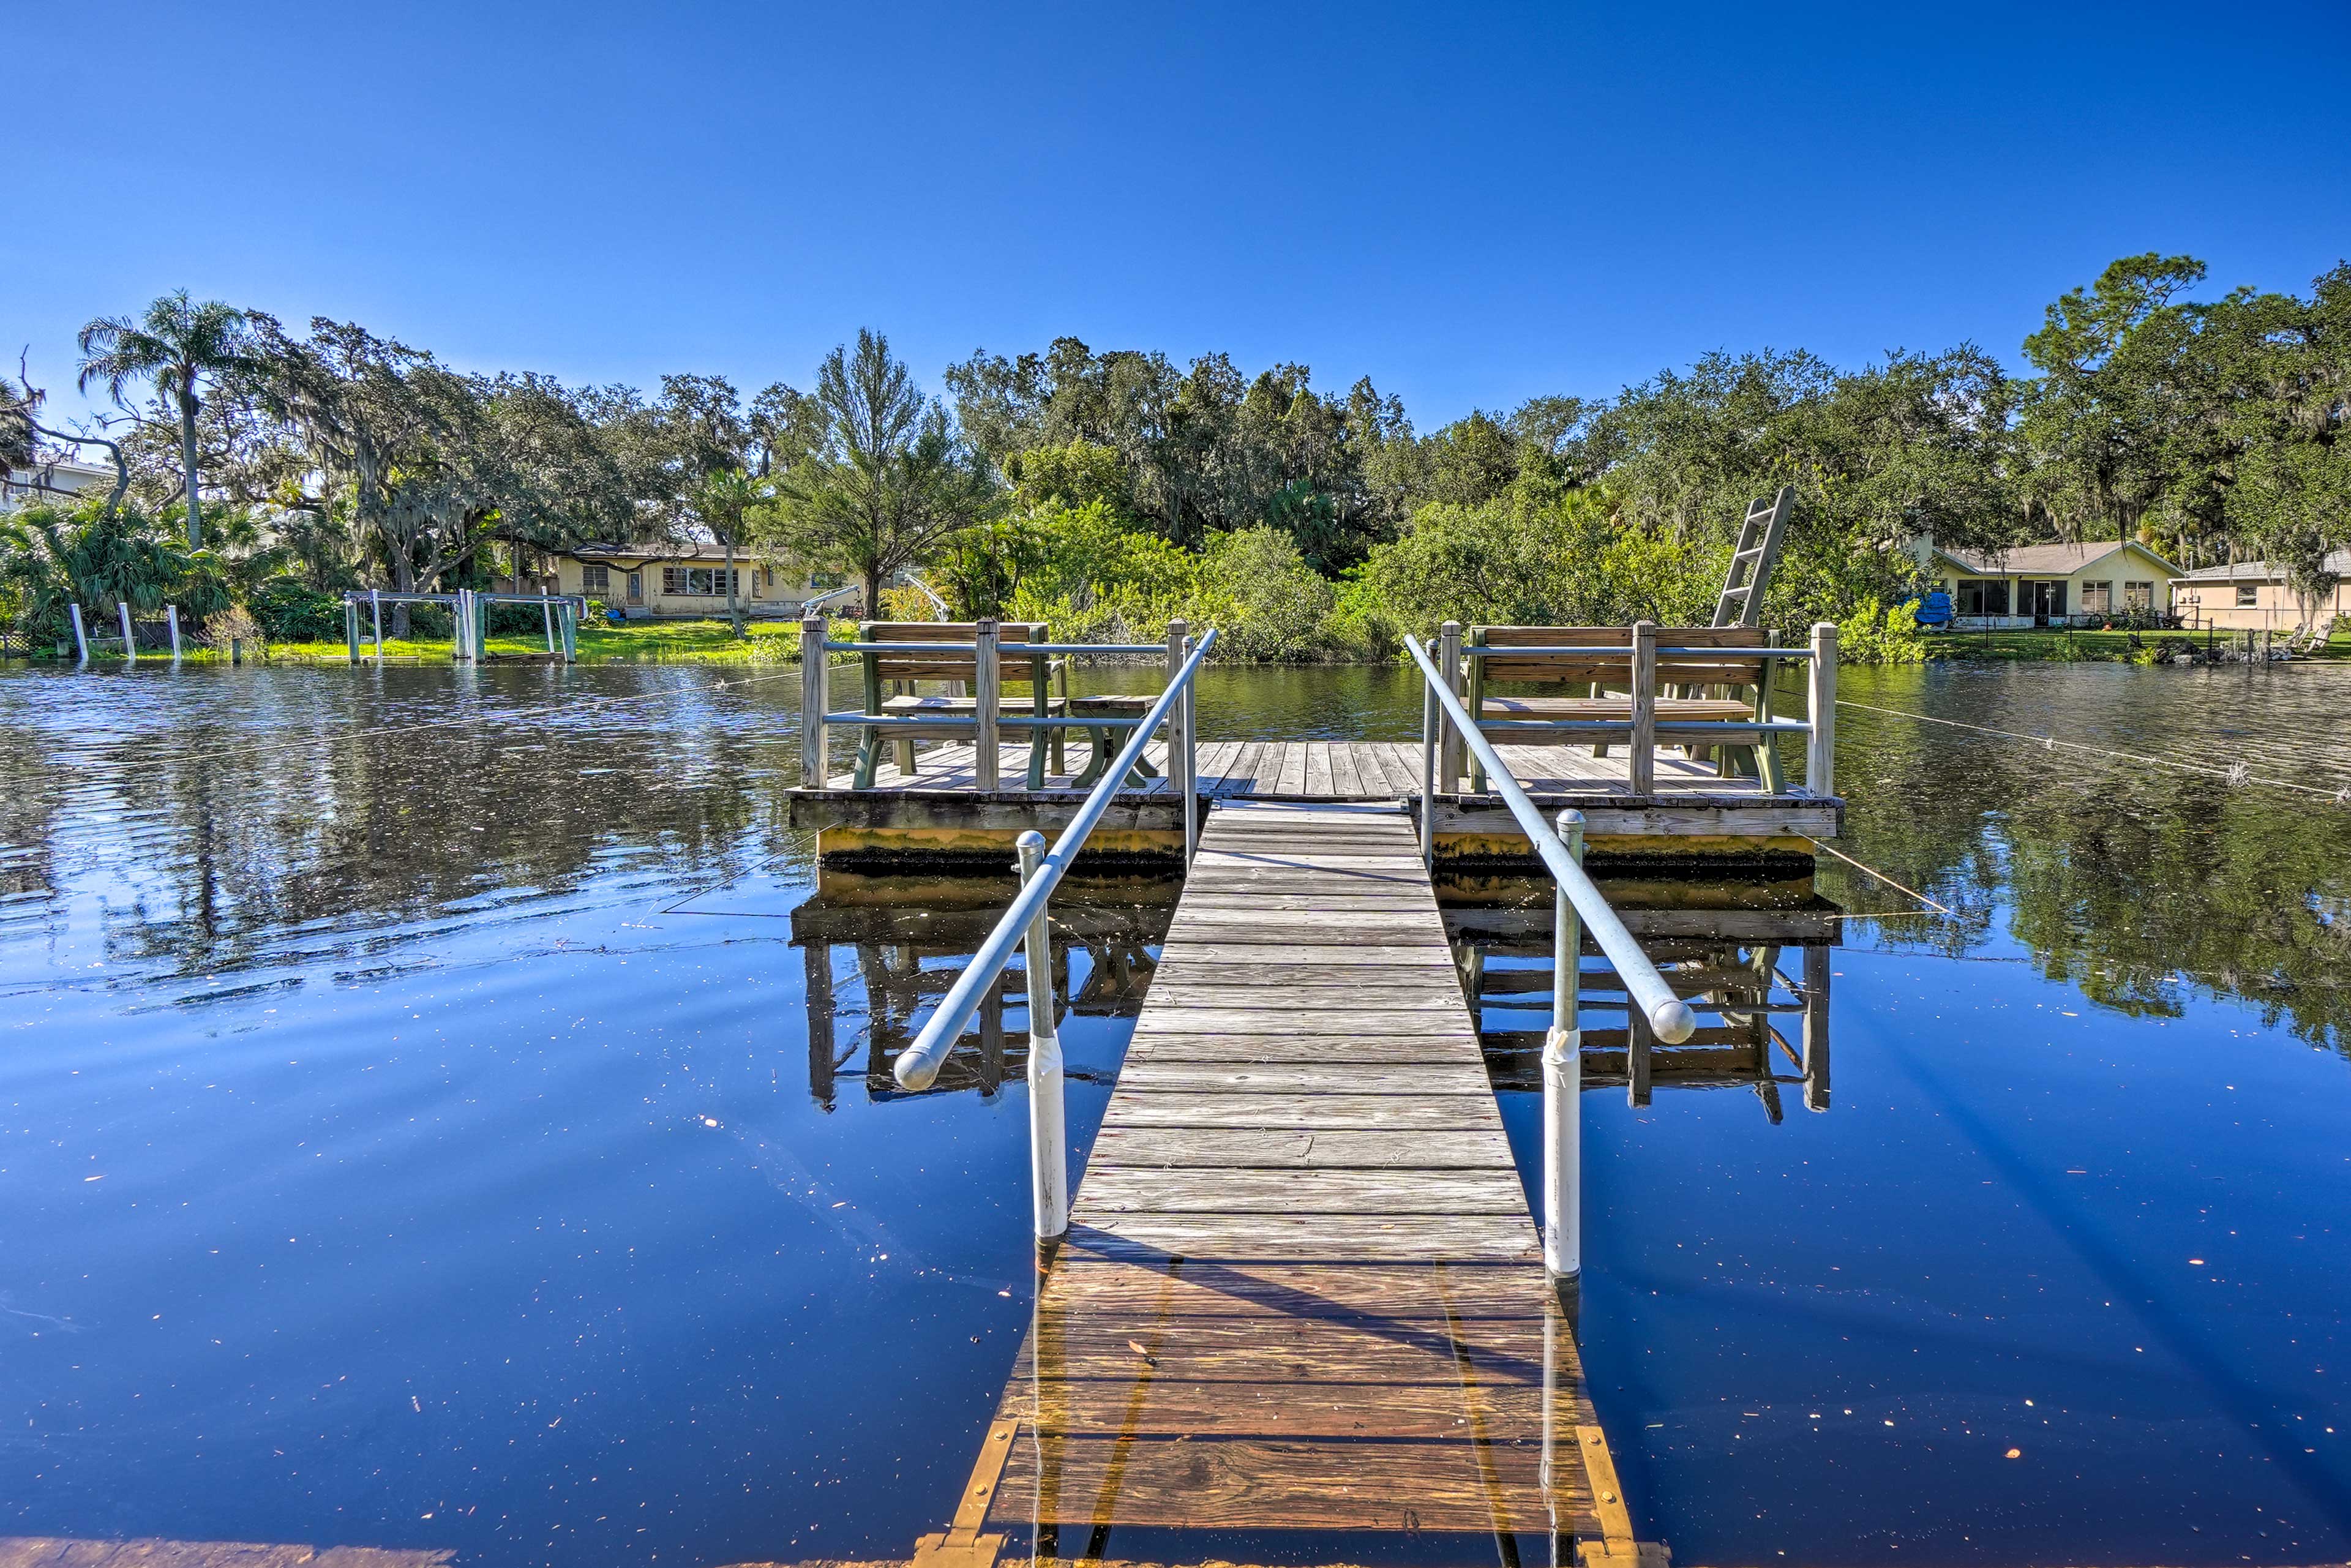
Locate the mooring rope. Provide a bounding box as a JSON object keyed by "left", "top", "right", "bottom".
{"left": 1799, "top": 834, "right": 1957, "bottom": 916}
{"left": 1835, "top": 698, "right": 2351, "bottom": 803}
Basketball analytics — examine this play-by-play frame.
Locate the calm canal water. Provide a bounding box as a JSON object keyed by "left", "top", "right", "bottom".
{"left": 2, "top": 657, "right": 2348, "bottom": 1566}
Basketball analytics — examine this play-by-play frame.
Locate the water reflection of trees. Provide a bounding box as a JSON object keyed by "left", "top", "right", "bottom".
{"left": 1840, "top": 705, "right": 2351, "bottom": 1056}
{"left": 790, "top": 877, "right": 1176, "bottom": 1109}
{"left": 0, "top": 670, "right": 806, "bottom": 977}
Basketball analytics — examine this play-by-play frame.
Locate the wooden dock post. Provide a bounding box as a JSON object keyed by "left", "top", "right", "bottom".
{"left": 1807, "top": 621, "right": 1838, "bottom": 797}
{"left": 1629, "top": 620, "right": 1658, "bottom": 795}
{"left": 68, "top": 604, "right": 87, "bottom": 663}
{"left": 1017, "top": 831, "right": 1068, "bottom": 1250}
{"left": 560, "top": 601, "right": 577, "bottom": 662}
{"left": 1546, "top": 808, "right": 1586, "bottom": 1280}
{"left": 800, "top": 613, "right": 830, "bottom": 787}
{"left": 1166, "top": 619, "right": 1193, "bottom": 858}
{"left": 345, "top": 599, "right": 360, "bottom": 663}
{"left": 370, "top": 590, "right": 384, "bottom": 661}
{"left": 1438, "top": 620, "right": 1464, "bottom": 792}
{"left": 973, "top": 619, "right": 1000, "bottom": 792}
{"left": 541, "top": 590, "right": 556, "bottom": 653}
{"left": 118, "top": 601, "right": 137, "bottom": 662}
{"left": 166, "top": 605, "right": 181, "bottom": 660}
{"left": 1802, "top": 942, "right": 1831, "bottom": 1112}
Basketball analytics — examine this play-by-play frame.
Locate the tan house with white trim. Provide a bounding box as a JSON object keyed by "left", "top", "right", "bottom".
{"left": 503, "top": 544, "right": 866, "bottom": 620}
{"left": 2170, "top": 550, "right": 2351, "bottom": 632}
{"left": 1917, "top": 540, "right": 2180, "bottom": 629}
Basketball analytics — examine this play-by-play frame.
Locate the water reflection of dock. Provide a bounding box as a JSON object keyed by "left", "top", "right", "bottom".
{"left": 1447, "top": 891, "right": 1837, "bottom": 1117}
{"left": 790, "top": 879, "right": 1174, "bottom": 1106}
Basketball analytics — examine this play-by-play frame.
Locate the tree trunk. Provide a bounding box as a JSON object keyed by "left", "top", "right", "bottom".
{"left": 178, "top": 391, "right": 203, "bottom": 550}
{"left": 864, "top": 566, "right": 883, "bottom": 619}
{"left": 724, "top": 535, "right": 744, "bottom": 636}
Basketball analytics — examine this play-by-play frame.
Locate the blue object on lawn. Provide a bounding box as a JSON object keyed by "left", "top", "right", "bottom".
{"left": 1916, "top": 589, "right": 1954, "bottom": 628}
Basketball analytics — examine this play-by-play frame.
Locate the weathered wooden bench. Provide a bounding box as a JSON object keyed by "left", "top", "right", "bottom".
{"left": 849, "top": 621, "right": 1068, "bottom": 789}
{"left": 1466, "top": 623, "right": 1788, "bottom": 792}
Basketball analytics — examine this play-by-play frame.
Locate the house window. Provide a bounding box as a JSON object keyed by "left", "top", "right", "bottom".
{"left": 809, "top": 570, "right": 842, "bottom": 591}
{"left": 2123, "top": 580, "right": 2153, "bottom": 610}
{"left": 2235, "top": 584, "right": 2258, "bottom": 607}
{"left": 580, "top": 563, "right": 609, "bottom": 595}
{"left": 661, "top": 566, "right": 741, "bottom": 597}
{"left": 1957, "top": 579, "right": 2010, "bottom": 616}
{"left": 2080, "top": 581, "right": 2112, "bottom": 615}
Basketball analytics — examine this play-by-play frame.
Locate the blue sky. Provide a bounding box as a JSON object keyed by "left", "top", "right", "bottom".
{"left": 11, "top": 0, "right": 2349, "bottom": 428}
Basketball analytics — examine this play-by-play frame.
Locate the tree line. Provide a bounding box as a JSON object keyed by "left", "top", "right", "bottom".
{"left": 4, "top": 251, "right": 2344, "bottom": 658}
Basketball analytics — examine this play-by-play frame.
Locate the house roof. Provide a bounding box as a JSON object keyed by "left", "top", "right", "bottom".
{"left": 1933, "top": 539, "right": 2180, "bottom": 576}
{"left": 2173, "top": 549, "right": 2351, "bottom": 582}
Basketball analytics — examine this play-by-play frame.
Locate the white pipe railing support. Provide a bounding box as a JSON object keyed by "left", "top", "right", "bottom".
{"left": 1419, "top": 674, "right": 1438, "bottom": 868}
{"left": 1404, "top": 634, "right": 1697, "bottom": 1046}
{"left": 892, "top": 629, "right": 1218, "bottom": 1095}
{"left": 1543, "top": 808, "right": 1586, "bottom": 1280}
{"left": 1018, "top": 831, "right": 1070, "bottom": 1250}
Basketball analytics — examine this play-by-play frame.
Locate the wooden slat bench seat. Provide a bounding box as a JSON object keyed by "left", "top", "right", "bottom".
{"left": 1468, "top": 623, "right": 1787, "bottom": 792}
{"left": 851, "top": 621, "right": 1065, "bottom": 789}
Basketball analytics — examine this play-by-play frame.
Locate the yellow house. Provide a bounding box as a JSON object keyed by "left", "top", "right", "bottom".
{"left": 503, "top": 544, "right": 864, "bottom": 620}
{"left": 1921, "top": 540, "right": 2180, "bottom": 629}
{"left": 2170, "top": 552, "right": 2351, "bottom": 632}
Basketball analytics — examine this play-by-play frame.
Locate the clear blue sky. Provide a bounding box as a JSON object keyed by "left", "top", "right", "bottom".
{"left": 12, "top": 0, "right": 2349, "bottom": 428}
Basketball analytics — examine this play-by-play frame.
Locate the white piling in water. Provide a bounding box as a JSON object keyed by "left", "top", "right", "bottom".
{"left": 167, "top": 605, "right": 181, "bottom": 660}
{"left": 1543, "top": 808, "right": 1586, "bottom": 1280}
{"left": 1019, "top": 831, "right": 1068, "bottom": 1249}
{"left": 69, "top": 604, "right": 88, "bottom": 663}
{"left": 119, "top": 601, "right": 137, "bottom": 662}
{"left": 370, "top": 589, "right": 384, "bottom": 662}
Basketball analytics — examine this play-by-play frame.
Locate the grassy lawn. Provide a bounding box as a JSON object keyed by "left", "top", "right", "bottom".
{"left": 1926, "top": 625, "right": 2351, "bottom": 662}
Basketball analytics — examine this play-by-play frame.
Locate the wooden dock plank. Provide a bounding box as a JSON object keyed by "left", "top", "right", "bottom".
{"left": 954, "top": 800, "right": 1616, "bottom": 1547}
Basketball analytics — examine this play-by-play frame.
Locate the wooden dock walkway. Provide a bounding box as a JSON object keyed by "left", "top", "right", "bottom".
{"left": 932, "top": 802, "right": 1652, "bottom": 1564}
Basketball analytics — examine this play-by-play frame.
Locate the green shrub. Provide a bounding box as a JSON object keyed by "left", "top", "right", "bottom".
{"left": 1837, "top": 596, "right": 1930, "bottom": 664}
{"left": 246, "top": 579, "right": 344, "bottom": 643}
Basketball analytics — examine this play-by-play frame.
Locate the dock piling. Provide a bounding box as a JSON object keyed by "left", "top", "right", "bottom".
{"left": 69, "top": 604, "right": 87, "bottom": 663}
{"left": 1438, "top": 620, "right": 1464, "bottom": 791}
{"left": 973, "top": 620, "right": 1000, "bottom": 791}
{"left": 1018, "top": 831, "right": 1068, "bottom": 1251}
{"left": 167, "top": 604, "right": 181, "bottom": 661}
{"left": 1545, "top": 808, "right": 1586, "bottom": 1280}
{"left": 1806, "top": 621, "right": 1838, "bottom": 796}
{"left": 1629, "top": 621, "right": 1657, "bottom": 793}
{"left": 801, "top": 614, "right": 830, "bottom": 786}
{"left": 119, "top": 601, "right": 137, "bottom": 662}
{"left": 370, "top": 589, "right": 384, "bottom": 661}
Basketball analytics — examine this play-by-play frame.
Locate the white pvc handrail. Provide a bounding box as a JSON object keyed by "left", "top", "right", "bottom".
{"left": 891, "top": 627, "right": 1218, "bottom": 1093}
{"left": 1405, "top": 634, "right": 1698, "bottom": 1045}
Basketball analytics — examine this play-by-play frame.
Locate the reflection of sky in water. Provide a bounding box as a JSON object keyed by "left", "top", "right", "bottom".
{"left": 1, "top": 658, "right": 2348, "bottom": 1565}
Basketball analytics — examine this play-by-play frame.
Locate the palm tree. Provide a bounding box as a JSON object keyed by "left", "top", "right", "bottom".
{"left": 77, "top": 291, "right": 250, "bottom": 549}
